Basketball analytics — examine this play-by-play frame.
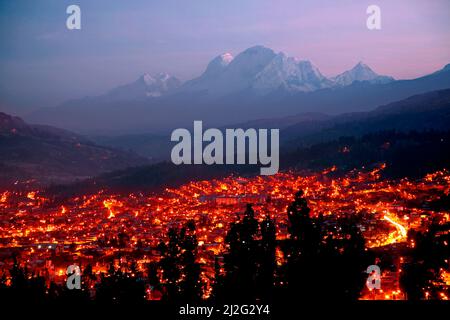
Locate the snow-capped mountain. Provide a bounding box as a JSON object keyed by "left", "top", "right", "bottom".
{"left": 181, "top": 46, "right": 278, "bottom": 96}
{"left": 332, "top": 62, "right": 394, "bottom": 86}
{"left": 180, "top": 46, "right": 395, "bottom": 97}
{"left": 58, "top": 47, "right": 395, "bottom": 104}
{"left": 28, "top": 48, "right": 450, "bottom": 135}
{"left": 215, "top": 45, "right": 278, "bottom": 94}
{"left": 204, "top": 53, "right": 234, "bottom": 78}
{"left": 252, "top": 52, "right": 333, "bottom": 92}
{"left": 106, "top": 72, "right": 182, "bottom": 100}
{"left": 181, "top": 53, "right": 234, "bottom": 92}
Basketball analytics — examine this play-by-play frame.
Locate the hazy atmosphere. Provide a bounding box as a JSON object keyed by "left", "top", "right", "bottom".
{"left": 1, "top": 1, "right": 450, "bottom": 308}
{"left": 1, "top": 0, "right": 449, "bottom": 113}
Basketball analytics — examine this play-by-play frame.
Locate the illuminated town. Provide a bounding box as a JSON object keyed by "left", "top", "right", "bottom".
{"left": 0, "top": 164, "right": 449, "bottom": 301}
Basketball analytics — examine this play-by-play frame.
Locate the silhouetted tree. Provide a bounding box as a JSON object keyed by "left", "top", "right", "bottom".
{"left": 285, "top": 190, "right": 321, "bottom": 299}
{"left": 158, "top": 220, "right": 204, "bottom": 302}
{"left": 284, "top": 190, "right": 368, "bottom": 301}
{"left": 258, "top": 215, "right": 277, "bottom": 301}
{"left": 401, "top": 223, "right": 450, "bottom": 300}
{"left": 2, "top": 255, "right": 47, "bottom": 303}
{"left": 318, "top": 218, "right": 368, "bottom": 300}
{"left": 179, "top": 221, "right": 203, "bottom": 301}
{"left": 214, "top": 204, "right": 271, "bottom": 302}
{"left": 95, "top": 260, "right": 145, "bottom": 303}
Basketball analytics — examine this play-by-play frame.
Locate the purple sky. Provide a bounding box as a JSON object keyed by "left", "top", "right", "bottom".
{"left": 0, "top": 0, "right": 449, "bottom": 111}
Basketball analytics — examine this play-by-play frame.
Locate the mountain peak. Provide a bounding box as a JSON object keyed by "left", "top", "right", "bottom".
{"left": 204, "top": 53, "right": 234, "bottom": 75}
{"left": 139, "top": 72, "right": 173, "bottom": 85}
{"left": 241, "top": 45, "right": 275, "bottom": 56}
{"left": 230, "top": 45, "right": 277, "bottom": 68}
{"left": 333, "top": 62, "right": 393, "bottom": 86}
{"left": 253, "top": 52, "right": 330, "bottom": 92}
{"left": 105, "top": 72, "right": 181, "bottom": 100}
{"left": 352, "top": 61, "right": 374, "bottom": 73}
{"left": 355, "top": 61, "right": 367, "bottom": 66}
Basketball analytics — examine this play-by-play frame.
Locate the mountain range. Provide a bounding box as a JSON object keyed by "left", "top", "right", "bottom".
{"left": 2, "top": 86, "right": 449, "bottom": 190}
{"left": 25, "top": 45, "right": 450, "bottom": 134}
{"left": 48, "top": 46, "right": 396, "bottom": 101}
{"left": 0, "top": 112, "right": 148, "bottom": 188}
{"left": 90, "top": 88, "right": 450, "bottom": 162}
{"left": 96, "top": 72, "right": 182, "bottom": 101}
{"left": 67, "top": 88, "right": 450, "bottom": 193}
{"left": 179, "top": 46, "right": 394, "bottom": 95}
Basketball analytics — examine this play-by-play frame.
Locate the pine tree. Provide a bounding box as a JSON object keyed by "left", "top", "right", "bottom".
{"left": 217, "top": 204, "right": 261, "bottom": 302}
{"left": 179, "top": 220, "right": 203, "bottom": 301}
{"left": 258, "top": 215, "right": 276, "bottom": 301}
{"left": 284, "top": 190, "right": 368, "bottom": 301}
{"left": 158, "top": 221, "right": 204, "bottom": 302}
